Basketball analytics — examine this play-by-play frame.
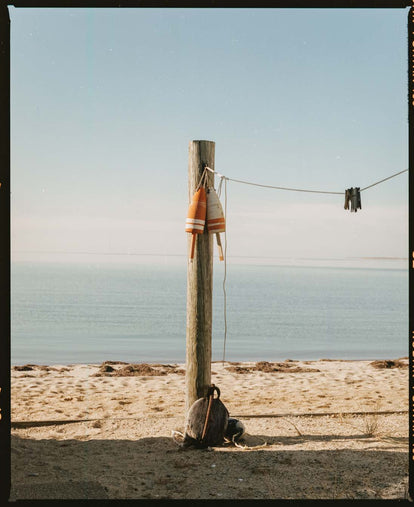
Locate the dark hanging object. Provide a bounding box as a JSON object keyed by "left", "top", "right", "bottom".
{"left": 182, "top": 384, "right": 229, "bottom": 448}
{"left": 344, "top": 189, "right": 351, "bottom": 210}
{"left": 344, "top": 187, "right": 361, "bottom": 212}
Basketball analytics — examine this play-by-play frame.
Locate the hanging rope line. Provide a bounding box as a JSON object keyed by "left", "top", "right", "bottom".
{"left": 205, "top": 166, "right": 408, "bottom": 195}
{"left": 216, "top": 173, "right": 228, "bottom": 363}
{"left": 195, "top": 167, "right": 209, "bottom": 191}
{"left": 214, "top": 174, "right": 228, "bottom": 362}
{"left": 221, "top": 177, "right": 228, "bottom": 363}
{"left": 217, "top": 176, "right": 342, "bottom": 195}
{"left": 360, "top": 168, "right": 408, "bottom": 191}
{"left": 196, "top": 166, "right": 228, "bottom": 362}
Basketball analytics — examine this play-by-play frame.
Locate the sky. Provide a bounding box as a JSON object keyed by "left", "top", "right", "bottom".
{"left": 9, "top": 7, "right": 410, "bottom": 267}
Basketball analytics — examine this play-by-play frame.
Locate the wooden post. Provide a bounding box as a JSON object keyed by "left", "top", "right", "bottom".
{"left": 186, "top": 140, "right": 215, "bottom": 413}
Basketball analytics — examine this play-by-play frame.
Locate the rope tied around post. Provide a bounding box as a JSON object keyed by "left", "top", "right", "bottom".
{"left": 195, "top": 165, "right": 211, "bottom": 191}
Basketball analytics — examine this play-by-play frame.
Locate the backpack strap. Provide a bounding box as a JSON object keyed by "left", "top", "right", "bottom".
{"left": 207, "top": 384, "right": 220, "bottom": 399}
{"left": 201, "top": 384, "right": 218, "bottom": 443}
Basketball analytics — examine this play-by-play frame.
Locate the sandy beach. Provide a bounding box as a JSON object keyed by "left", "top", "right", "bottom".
{"left": 10, "top": 358, "right": 409, "bottom": 500}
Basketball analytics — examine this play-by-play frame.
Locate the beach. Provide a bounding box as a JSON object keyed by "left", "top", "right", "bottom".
{"left": 10, "top": 358, "right": 409, "bottom": 500}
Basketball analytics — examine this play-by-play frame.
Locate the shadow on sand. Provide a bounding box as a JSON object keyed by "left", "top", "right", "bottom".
{"left": 10, "top": 432, "right": 408, "bottom": 500}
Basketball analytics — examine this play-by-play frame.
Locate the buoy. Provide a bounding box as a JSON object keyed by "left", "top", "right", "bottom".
{"left": 206, "top": 187, "right": 225, "bottom": 261}
{"left": 185, "top": 187, "right": 207, "bottom": 261}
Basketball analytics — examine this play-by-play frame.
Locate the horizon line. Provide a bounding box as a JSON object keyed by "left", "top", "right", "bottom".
{"left": 12, "top": 251, "right": 408, "bottom": 261}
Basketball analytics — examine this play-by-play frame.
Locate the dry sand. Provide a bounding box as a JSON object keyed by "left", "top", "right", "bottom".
{"left": 10, "top": 358, "right": 409, "bottom": 500}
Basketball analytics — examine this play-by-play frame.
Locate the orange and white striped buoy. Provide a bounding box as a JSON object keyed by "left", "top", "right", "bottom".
{"left": 206, "top": 187, "right": 225, "bottom": 261}
{"left": 185, "top": 187, "right": 207, "bottom": 261}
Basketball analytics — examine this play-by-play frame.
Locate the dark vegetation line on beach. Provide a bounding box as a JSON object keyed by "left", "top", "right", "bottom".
{"left": 12, "top": 358, "right": 408, "bottom": 376}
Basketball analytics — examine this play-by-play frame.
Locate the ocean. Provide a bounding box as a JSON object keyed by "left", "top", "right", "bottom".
{"left": 11, "top": 260, "right": 408, "bottom": 365}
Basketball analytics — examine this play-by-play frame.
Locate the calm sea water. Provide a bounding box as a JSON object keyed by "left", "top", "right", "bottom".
{"left": 11, "top": 261, "right": 408, "bottom": 365}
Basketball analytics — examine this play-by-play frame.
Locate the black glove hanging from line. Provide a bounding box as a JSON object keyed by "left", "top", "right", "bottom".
{"left": 344, "top": 187, "right": 361, "bottom": 212}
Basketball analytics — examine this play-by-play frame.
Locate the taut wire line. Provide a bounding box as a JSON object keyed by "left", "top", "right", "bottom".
{"left": 219, "top": 176, "right": 342, "bottom": 195}
{"left": 204, "top": 166, "right": 408, "bottom": 195}
{"left": 360, "top": 168, "right": 408, "bottom": 191}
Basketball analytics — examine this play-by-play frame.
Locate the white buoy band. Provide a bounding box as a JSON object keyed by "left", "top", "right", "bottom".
{"left": 186, "top": 218, "right": 205, "bottom": 232}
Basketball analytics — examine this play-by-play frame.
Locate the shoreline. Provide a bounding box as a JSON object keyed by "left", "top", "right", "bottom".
{"left": 10, "top": 355, "right": 409, "bottom": 368}
{"left": 11, "top": 358, "right": 409, "bottom": 500}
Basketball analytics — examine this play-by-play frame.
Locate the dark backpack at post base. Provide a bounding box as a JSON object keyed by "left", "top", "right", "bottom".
{"left": 183, "top": 384, "right": 229, "bottom": 448}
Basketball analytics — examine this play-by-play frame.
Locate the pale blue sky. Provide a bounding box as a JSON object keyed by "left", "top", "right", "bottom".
{"left": 10, "top": 7, "right": 409, "bottom": 266}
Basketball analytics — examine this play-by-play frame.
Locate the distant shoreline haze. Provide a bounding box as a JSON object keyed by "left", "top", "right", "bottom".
{"left": 11, "top": 252, "right": 409, "bottom": 269}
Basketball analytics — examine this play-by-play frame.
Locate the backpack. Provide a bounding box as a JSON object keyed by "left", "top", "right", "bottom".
{"left": 183, "top": 384, "right": 229, "bottom": 448}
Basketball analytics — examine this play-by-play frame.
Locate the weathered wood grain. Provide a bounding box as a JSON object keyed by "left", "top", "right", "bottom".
{"left": 185, "top": 140, "right": 215, "bottom": 412}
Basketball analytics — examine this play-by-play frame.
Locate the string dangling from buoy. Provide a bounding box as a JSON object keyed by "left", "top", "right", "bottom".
{"left": 206, "top": 187, "right": 225, "bottom": 261}
{"left": 185, "top": 187, "right": 207, "bottom": 261}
